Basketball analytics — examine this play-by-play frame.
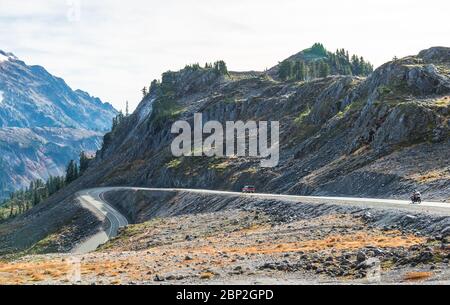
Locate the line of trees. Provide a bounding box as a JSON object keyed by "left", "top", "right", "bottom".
{"left": 141, "top": 60, "right": 229, "bottom": 99}
{"left": 65, "top": 151, "right": 93, "bottom": 184}
{"left": 110, "top": 101, "right": 132, "bottom": 133}
{"left": 111, "top": 100, "right": 132, "bottom": 133}
{"left": 111, "top": 110, "right": 126, "bottom": 132}
{"left": 103, "top": 109, "right": 131, "bottom": 153}
{"left": 0, "top": 151, "right": 93, "bottom": 221}
{"left": 278, "top": 43, "right": 373, "bottom": 81}
{"left": 0, "top": 175, "right": 65, "bottom": 220}
{"left": 183, "top": 60, "right": 229, "bottom": 76}
{"left": 212, "top": 60, "right": 228, "bottom": 76}
{"left": 279, "top": 59, "right": 332, "bottom": 81}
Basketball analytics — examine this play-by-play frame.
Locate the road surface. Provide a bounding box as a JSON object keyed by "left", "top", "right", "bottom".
{"left": 71, "top": 188, "right": 128, "bottom": 254}
{"left": 72, "top": 187, "right": 450, "bottom": 254}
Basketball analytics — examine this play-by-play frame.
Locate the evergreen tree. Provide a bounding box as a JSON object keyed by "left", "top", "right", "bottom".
{"left": 309, "top": 61, "right": 318, "bottom": 79}
{"left": 319, "top": 61, "right": 331, "bottom": 78}
{"left": 149, "top": 79, "right": 159, "bottom": 94}
{"left": 293, "top": 61, "right": 307, "bottom": 81}
{"left": 278, "top": 61, "right": 294, "bottom": 81}
{"left": 65, "top": 160, "right": 78, "bottom": 184}
{"left": 1, "top": 175, "right": 67, "bottom": 220}
{"left": 350, "top": 55, "right": 360, "bottom": 75}
{"left": 111, "top": 111, "right": 125, "bottom": 132}
{"left": 290, "top": 44, "right": 374, "bottom": 78}
{"left": 118, "top": 110, "right": 124, "bottom": 123}
{"left": 112, "top": 116, "right": 117, "bottom": 130}
{"left": 142, "top": 87, "right": 148, "bottom": 97}
{"left": 213, "top": 60, "right": 228, "bottom": 76}
{"left": 309, "top": 43, "right": 327, "bottom": 57}
{"left": 9, "top": 197, "right": 14, "bottom": 217}
{"left": 79, "top": 151, "right": 91, "bottom": 174}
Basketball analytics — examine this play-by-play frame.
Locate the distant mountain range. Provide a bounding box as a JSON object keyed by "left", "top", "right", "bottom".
{"left": 0, "top": 50, "right": 117, "bottom": 198}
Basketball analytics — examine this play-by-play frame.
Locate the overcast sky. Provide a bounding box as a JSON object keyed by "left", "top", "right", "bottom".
{"left": 0, "top": 0, "right": 448, "bottom": 111}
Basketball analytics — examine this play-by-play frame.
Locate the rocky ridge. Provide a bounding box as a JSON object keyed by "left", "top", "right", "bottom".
{"left": 86, "top": 46, "right": 450, "bottom": 201}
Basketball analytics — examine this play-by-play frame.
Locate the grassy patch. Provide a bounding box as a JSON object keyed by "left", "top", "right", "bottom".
{"left": 409, "top": 169, "right": 449, "bottom": 183}
{"left": 200, "top": 272, "right": 215, "bottom": 280}
{"left": 0, "top": 205, "right": 12, "bottom": 221}
{"left": 23, "top": 233, "right": 60, "bottom": 255}
{"left": 0, "top": 259, "right": 70, "bottom": 284}
{"left": 99, "top": 218, "right": 165, "bottom": 251}
{"left": 243, "top": 167, "right": 258, "bottom": 174}
{"left": 337, "top": 100, "right": 365, "bottom": 118}
{"left": 222, "top": 97, "right": 236, "bottom": 104}
{"left": 377, "top": 85, "right": 393, "bottom": 97}
{"left": 381, "top": 259, "right": 395, "bottom": 271}
{"left": 166, "top": 159, "right": 182, "bottom": 169}
{"left": 404, "top": 271, "right": 433, "bottom": 282}
{"left": 434, "top": 97, "right": 450, "bottom": 107}
{"left": 208, "top": 160, "right": 229, "bottom": 172}
{"left": 294, "top": 107, "right": 311, "bottom": 125}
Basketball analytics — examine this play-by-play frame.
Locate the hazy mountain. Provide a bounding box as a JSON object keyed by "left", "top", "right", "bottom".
{"left": 0, "top": 127, "right": 104, "bottom": 197}
{"left": 0, "top": 50, "right": 118, "bottom": 198}
{"left": 0, "top": 50, "right": 116, "bottom": 131}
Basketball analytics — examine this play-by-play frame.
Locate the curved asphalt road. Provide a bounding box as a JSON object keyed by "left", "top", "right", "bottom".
{"left": 72, "top": 188, "right": 129, "bottom": 254}
{"left": 72, "top": 187, "right": 450, "bottom": 254}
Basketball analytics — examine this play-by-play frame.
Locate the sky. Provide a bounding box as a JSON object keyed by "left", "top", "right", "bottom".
{"left": 0, "top": 0, "right": 448, "bottom": 111}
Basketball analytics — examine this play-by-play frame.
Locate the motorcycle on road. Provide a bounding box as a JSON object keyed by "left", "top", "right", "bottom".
{"left": 410, "top": 194, "right": 422, "bottom": 205}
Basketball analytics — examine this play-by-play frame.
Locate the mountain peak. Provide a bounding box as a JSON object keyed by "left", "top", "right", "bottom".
{"left": 268, "top": 43, "right": 373, "bottom": 80}
{"left": 0, "top": 49, "right": 18, "bottom": 62}
{"left": 418, "top": 46, "right": 450, "bottom": 63}
{"left": 286, "top": 42, "right": 329, "bottom": 62}
{"left": 0, "top": 51, "right": 118, "bottom": 130}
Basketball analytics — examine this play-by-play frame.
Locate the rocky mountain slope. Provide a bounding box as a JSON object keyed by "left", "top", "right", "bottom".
{"left": 81, "top": 45, "right": 449, "bottom": 201}
{"left": 0, "top": 127, "right": 103, "bottom": 197}
{"left": 0, "top": 45, "right": 449, "bottom": 258}
{"left": 0, "top": 50, "right": 117, "bottom": 198}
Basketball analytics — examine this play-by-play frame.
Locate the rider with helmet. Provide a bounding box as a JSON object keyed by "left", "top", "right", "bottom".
{"left": 411, "top": 191, "right": 422, "bottom": 204}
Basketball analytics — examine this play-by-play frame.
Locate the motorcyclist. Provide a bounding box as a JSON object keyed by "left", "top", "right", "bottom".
{"left": 411, "top": 191, "right": 422, "bottom": 204}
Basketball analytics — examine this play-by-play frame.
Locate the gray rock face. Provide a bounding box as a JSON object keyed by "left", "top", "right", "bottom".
{"left": 442, "top": 227, "right": 450, "bottom": 237}
{"left": 418, "top": 47, "right": 450, "bottom": 63}
{"left": 0, "top": 50, "right": 117, "bottom": 198}
{"left": 373, "top": 103, "right": 439, "bottom": 147}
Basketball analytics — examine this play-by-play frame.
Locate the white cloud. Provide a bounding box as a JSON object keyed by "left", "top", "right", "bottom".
{"left": 0, "top": 0, "right": 449, "bottom": 111}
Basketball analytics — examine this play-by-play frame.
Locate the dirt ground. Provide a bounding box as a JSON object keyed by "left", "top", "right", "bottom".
{"left": 1, "top": 209, "right": 448, "bottom": 285}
